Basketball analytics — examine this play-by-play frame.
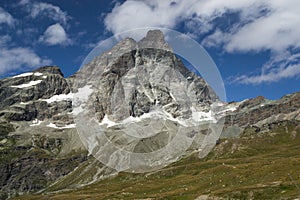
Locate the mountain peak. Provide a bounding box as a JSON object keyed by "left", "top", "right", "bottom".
{"left": 145, "top": 30, "right": 165, "bottom": 41}
{"left": 33, "top": 66, "right": 64, "bottom": 77}
{"left": 138, "top": 29, "right": 171, "bottom": 50}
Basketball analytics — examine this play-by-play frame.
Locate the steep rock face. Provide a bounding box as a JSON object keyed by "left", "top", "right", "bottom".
{"left": 33, "top": 66, "right": 64, "bottom": 76}
{"left": 0, "top": 66, "right": 73, "bottom": 123}
{"left": 76, "top": 30, "right": 218, "bottom": 123}
{"left": 138, "top": 30, "right": 172, "bottom": 50}
{"left": 0, "top": 66, "right": 69, "bottom": 108}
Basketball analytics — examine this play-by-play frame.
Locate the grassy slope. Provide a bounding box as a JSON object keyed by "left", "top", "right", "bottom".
{"left": 13, "top": 122, "right": 300, "bottom": 200}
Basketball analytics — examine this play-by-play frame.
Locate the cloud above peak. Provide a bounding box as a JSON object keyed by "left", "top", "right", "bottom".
{"left": 105, "top": 1, "right": 179, "bottom": 35}
{"left": 39, "top": 23, "right": 71, "bottom": 46}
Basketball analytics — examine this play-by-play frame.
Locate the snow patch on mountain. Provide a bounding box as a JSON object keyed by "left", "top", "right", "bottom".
{"left": 12, "top": 72, "right": 45, "bottom": 78}
{"left": 10, "top": 80, "right": 42, "bottom": 88}
{"left": 43, "top": 93, "right": 73, "bottom": 103}
{"left": 33, "top": 72, "right": 43, "bottom": 76}
{"left": 30, "top": 119, "right": 43, "bottom": 126}
{"left": 191, "top": 107, "right": 215, "bottom": 122}
{"left": 99, "top": 115, "right": 117, "bottom": 127}
{"left": 46, "top": 122, "right": 76, "bottom": 129}
{"left": 99, "top": 107, "right": 216, "bottom": 129}
{"left": 72, "top": 85, "right": 93, "bottom": 116}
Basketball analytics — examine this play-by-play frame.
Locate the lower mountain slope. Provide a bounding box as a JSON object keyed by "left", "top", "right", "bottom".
{"left": 12, "top": 120, "right": 300, "bottom": 200}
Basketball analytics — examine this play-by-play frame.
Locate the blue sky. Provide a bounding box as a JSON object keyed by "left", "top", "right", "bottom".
{"left": 0, "top": 0, "right": 299, "bottom": 102}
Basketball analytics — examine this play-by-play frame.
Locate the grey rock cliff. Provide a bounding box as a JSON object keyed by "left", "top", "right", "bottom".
{"left": 76, "top": 30, "right": 218, "bottom": 123}
{"left": 0, "top": 66, "right": 73, "bottom": 123}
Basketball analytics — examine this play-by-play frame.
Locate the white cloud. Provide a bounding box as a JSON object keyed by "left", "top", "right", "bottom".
{"left": 222, "top": 1, "right": 300, "bottom": 53}
{"left": 0, "top": 35, "right": 11, "bottom": 46}
{"left": 231, "top": 52, "right": 300, "bottom": 84}
{"left": 104, "top": 0, "right": 300, "bottom": 84}
{"left": 39, "top": 23, "right": 71, "bottom": 46}
{"left": 0, "top": 7, "right": 15, "bottom": 26}
{"left": 202, "top": 29, "right": 229, "bottom": 48}
{"left": 232, "top": 64, "right": 300, "bottom": 85}
{"left": 0, "top": 40, "right": 51, "bottom": 76}
{"left": 20, "top": 0, "right": 69, "bottom": 25}
{"left": 104, "top": 0, "right": 192, "bottom": 34}
{"left": 104, "top": 0, "right": 264, "bottom": 38}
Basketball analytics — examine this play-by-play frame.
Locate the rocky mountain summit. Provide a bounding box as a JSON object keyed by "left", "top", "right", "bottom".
{"left": 0, "top": 30, "right": 299, "bottom": 199}
{"left": 75, "top": 30, "right": 218, "bottom": 122}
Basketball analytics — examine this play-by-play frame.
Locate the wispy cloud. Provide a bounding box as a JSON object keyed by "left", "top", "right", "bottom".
{"left": 231, "top": 64, "right": 300, "bottom": 85}
{"left": 0, "top": 7, "right": 15, "bottom": 26}
{"left": 20, "top": 0, "right": 70, "bottom": 25}
{"left": 0, "top": 35, "right": 11, "bottom": 46}
{"left": 39, "top": 23, "right": 71, "bottom": 46}
{"left": 231, "top": 52, "right": 300, "bottom": 84}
